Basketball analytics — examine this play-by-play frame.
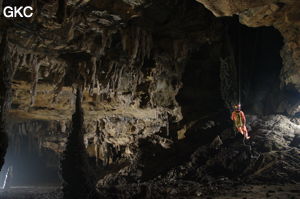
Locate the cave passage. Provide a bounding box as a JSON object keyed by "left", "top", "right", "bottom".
{"left": 0, "top": 135, "right": 60, "bottom": 188}
{"left": 227, "top": 17, "right": 285, "bottom": 115}
{"left": 177, "top": 17, "right": 285, "bottom": 123}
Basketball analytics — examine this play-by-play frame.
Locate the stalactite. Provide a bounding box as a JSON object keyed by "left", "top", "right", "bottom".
{"left": 84, "top": 26, "right": 154, "bottom": 101}
{"left": 165, "top": 113, "right": 169, "bottom": 137}
{"left": 67, "top": 19, "right": 76, "bottom": 42}
{"left": 29, "top": 54, "right": 34, "bottom": 66}
{"left": 53, "top": 63, "right": 67, "bottom": 102}
{"left": 98, "top": 30, "right": 112, "bottom": 57}
{"left": 131, "top": 27, "right": 140, "bottom": 65}
{"left": 121, "top": 30, "right": 128, "bottom": 52}
{"left": 30, "top": 55, "right": 42, "bottom": 106}
{"left": 21, "top": 52, "right": 27, "bottom": 66}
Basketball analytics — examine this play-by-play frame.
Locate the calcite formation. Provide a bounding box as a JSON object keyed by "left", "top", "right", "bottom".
{"left": 0, "top": 0, "right": 222, "bottom": 167}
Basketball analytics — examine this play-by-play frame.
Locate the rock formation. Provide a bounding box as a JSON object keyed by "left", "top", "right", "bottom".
{"left": 0, "top": 0, "right": 299, "bottom": 198}
{"left": 61, "top": 88, "right": 97, "bottom": 199}
{"left": 196, "top": 0, "right": 300, "bottom": 92}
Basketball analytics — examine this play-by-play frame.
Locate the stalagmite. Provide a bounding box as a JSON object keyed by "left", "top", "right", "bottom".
{"left": 61, "top": 86, "right": 97, "bottom": 199}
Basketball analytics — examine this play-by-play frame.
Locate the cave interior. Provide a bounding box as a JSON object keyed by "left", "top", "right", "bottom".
{"left": 0, "top": 0, "right": 300, "bottom": 199}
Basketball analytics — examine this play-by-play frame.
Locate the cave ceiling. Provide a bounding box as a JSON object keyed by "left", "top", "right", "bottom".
{"left": 1, "top": 0, "right": 220, "bottom": 120}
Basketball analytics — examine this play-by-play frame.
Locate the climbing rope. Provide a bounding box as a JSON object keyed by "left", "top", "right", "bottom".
{"left": 237, "top": 24, "right": 242, "bottom": 105}
{"left": 236, "top": 25, "right": 259, "bottom": 106}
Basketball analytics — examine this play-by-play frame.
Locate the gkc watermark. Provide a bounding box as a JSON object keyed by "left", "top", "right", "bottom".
{"left": 1, "top": 6, "right": 34, "bottom": 18}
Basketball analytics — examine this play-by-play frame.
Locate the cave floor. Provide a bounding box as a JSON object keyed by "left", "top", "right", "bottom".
{"left": 0, "top": 186, "right": 61, "bottom": 199}
{"left": 0, "top": 184, "right": 299, "bottom": 199}
{"left": 212, "top": 184, "right": 300, "bottom": 199}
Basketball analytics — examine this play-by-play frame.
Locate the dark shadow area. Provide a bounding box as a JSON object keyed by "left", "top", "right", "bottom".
{"left": 138, "top": 112, "right": 229, "bottom": 181}
{"left": 177, "top": 16, "right": 287, "bottom": 123}
{"left": 0, "top": 135, "right": 60, "bottom": 187}
{"left": 227, "top": 17, "right": 285, "bottom": 115}
{"left": 176, "top": 42, "right": 224, "bottom": 123}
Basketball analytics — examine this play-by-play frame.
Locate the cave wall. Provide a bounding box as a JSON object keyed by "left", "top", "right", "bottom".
{"left": 0, "top": 29, "right": 11, "bottom": 173}
{"left": 177, "top": 42, "right": 224, "bottom": 123}
{"left": 196, "top": 0, "right": 300, "bottom": 94}
{"left": 0, "top": 0, "right": 225, "bottom": 175}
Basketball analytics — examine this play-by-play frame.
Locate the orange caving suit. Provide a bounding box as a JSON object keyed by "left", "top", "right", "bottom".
{"left": 231, "top": 110, "right": 249, "bottom": 139}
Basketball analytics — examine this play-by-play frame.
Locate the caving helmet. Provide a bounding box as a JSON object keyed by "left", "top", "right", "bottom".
{"left": 233, "top": 104, "right": 241, "bottom": 111}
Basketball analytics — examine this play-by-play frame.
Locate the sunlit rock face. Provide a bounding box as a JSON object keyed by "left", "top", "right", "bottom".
{"left": 196, "top": 0, "right": 300, "bottom": 92}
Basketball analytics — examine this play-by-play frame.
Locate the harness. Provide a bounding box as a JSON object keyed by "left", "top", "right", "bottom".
{"left": 234, "top": 111, "right": 243, "bottom": 128}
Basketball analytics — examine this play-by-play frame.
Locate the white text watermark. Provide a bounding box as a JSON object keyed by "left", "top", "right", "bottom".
{"left": 2, "top": 6, "right": 33, "bottom": 18}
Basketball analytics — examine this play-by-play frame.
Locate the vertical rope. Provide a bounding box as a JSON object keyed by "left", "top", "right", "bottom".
{"left": 238, "top": 24, "right": 242, "bottom": 105}
{"left": 252, "top": 29, "right": 259, "bottom": 82}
